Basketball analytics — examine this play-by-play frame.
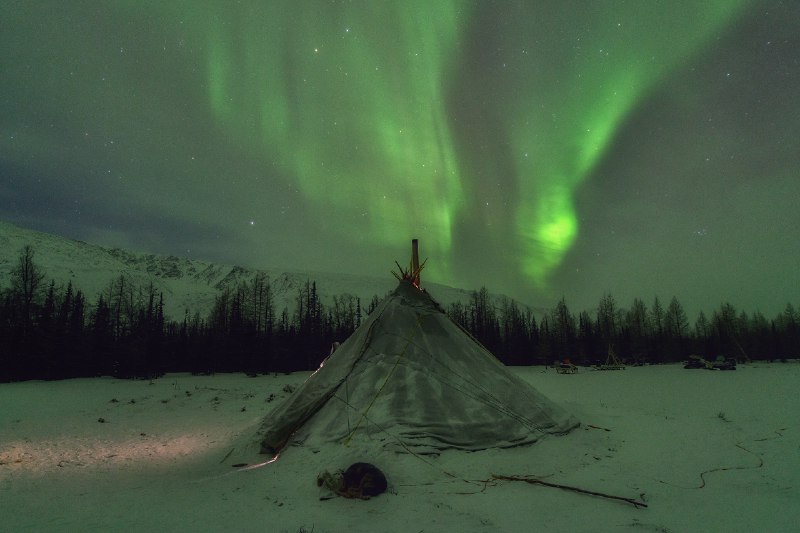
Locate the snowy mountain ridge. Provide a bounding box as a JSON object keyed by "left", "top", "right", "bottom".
{"left": 0, "top": 221, "right": 535, "bottom": 321}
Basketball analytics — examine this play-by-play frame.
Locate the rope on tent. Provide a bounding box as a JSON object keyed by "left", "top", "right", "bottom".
{"left": 342, "top": 312, "right": 424, "bottom": 447}
{"left": 417, "top": 352, "right": 553, "bottom": 429}
{"left": 378, "top": 329, "right": 562, "bottom": 435}
{"left": 336, "top": 283, "right": 572, "bottom": 452}
{"left": 341, "top": 330, "right": 557, "bottom": 452}
{"left": 340, "top": 301, "right": 392, "bottom": 439}
{"left": 268, "top": 300, "right": 392, "bottom": 455}
{"left": 348, "top": 303, "right": 562, "bottom": 436}
{"left": 393, "top": 296, "right": 567, "bottom": 435}
{"left": 344, "top": 368, "right": 351, "bottom": 437}
{"left": 330, "top": 392, "right": 486, "bottom": 488}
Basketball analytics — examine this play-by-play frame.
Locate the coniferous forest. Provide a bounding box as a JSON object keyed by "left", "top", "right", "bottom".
{"left": 1, "top": 245, "right": 798, "bottom": 382}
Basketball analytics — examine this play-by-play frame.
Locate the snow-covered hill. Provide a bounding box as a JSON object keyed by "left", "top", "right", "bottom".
{"left": 0, "top": 221, "right": 532, "bottom": 321}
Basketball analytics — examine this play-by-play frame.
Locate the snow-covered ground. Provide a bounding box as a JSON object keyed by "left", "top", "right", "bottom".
{"left": 2, "top": 363, "right": 798, "bottom": 532}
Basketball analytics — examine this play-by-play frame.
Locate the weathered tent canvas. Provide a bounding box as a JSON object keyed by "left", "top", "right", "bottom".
{"left": 258, "top": 280, "right": 578, "bottom": 455}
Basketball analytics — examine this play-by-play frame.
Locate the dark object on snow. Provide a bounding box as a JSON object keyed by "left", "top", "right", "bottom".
{"left": 684, "top": 355, "right": 736, "bottom": 370}
{"left": 557, "top": 361, "right": 578, "bottom": 374}
{"left": 317, "top": 462, "right": 388, "bottom": 499}
{"left": 684, "top": 355, "right": 711, "bottom": 369}
{"left": 713, "top": 357, "right": 737, "bottom": 371}
{"left": 684, "top": 358, "right": 706, "bottom": 369}
{"left": 343, "top": 462, "right": 388, "bottom": 497}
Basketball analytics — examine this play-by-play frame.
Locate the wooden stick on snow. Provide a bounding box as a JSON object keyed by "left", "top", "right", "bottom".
{"left": 491, "top": 474, "right": 648, "bottom": 509}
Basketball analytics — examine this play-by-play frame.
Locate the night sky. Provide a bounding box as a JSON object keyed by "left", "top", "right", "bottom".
{"left": 2, "top": 1, "right": 798, "bottom": 317}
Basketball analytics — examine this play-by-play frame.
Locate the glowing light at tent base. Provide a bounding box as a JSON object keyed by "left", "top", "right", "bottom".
{"left": 238, "top": 453, "right": 281, "bottom": 470}
{"left": 0, "top": 435, "right": 210, "bottom": 476}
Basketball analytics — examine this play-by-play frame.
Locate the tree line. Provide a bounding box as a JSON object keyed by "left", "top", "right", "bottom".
{"left": 0, "top": 246, "right": 369, "bottom": 381}
{"left": 1, "top": 245, "right": 798, "bottom": 382}
{"left": 452, "top": 290, "right": 799, "bottom": 367}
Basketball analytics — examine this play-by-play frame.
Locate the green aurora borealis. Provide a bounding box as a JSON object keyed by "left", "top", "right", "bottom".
{"left": 2, "top": 1, "right": 799, "bottom": 315}
{"left": 201, "top": 1, "right": 468, "bottom": 265}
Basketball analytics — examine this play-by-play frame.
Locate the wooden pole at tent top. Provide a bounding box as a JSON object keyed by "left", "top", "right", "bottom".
{"left": 412, "top": 239, "right": 420, "bottom": 287}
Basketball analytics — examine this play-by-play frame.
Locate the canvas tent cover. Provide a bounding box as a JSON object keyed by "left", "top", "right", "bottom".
{"left": 259, "top": 281, "right": 578, "bottom": 454}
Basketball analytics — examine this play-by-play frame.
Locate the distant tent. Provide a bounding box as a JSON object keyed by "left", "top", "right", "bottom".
{"left": 256, "top": 279, "right": 578, "bottom": 455}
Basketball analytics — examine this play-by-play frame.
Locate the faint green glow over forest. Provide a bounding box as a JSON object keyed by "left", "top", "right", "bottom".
{"left": 4, "top": 0, "right": 800, "bottom": 316}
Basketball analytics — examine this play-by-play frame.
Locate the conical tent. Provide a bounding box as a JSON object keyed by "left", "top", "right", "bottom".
{"left": 258, "top": 280, "right": 578, "bottom": 455}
